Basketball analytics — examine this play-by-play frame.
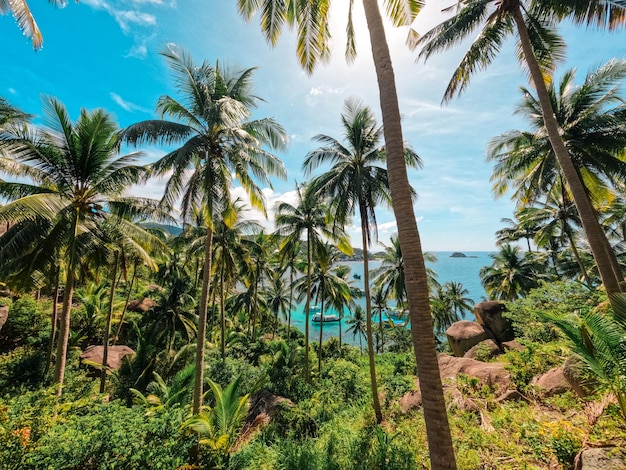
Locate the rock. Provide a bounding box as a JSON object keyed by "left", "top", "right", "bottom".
{"left": 575, "top": 448, "right": 626, "bottom": 470}
{"left": 495, "top": 389, "right": 528, "bottom": 403}
{"left": 80, "top": 345, "right": 135, "bottom": 373}
{"left": 474, "top": 301, "right": 514, "bottom": 343}
{"left": 438, "top": 354, "right": 511, "bottom": 391}
{"left": 237, "top": 390, "right": 295, "bottom": 447}
{"left": 0, "top": 305, "right": 8, "bottom": 331}
{"left": 531, "top": 367, "right": 572, "bottom": 396}
{"left": 502, "top": 340, "right": 525, "bottom": 352}
{"left": 399, "top": 379, "right": 422, "bottom": 413}
{"left": 464, "top": 339, "right": 502, "bottom": 360}
{"left": 127, "top": 298, "right": 155, "bottom": 313}
{"left": 450, "top": 252, "right": 467, "bottom": 258}
{"left": 446, "top": 321, "right": 494, "bottom": 357}
{"left": 563, "top": 356, "right": 596, "bottom": 398}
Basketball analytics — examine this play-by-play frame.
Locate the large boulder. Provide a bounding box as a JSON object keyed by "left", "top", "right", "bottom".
{"left": 446, "top": 321, "right": 494, "bottom": 357}
{"left": 127, "top": 298, "right": 155, "bottom": 313}
{"left": 563, "top": 356, "right": 596, "bottom": 398}
{"left": 474, "top": 301, "right": 514, "bottom": 343}
{"left": 438, "top": 354, "right": 511, "bottom": 391}
{"left": 575, "top": 448, "right": 626, "bottom": 470}
{"left": 464, "top": 339, "right": 502, "bottom": 360}
{"left": 531, "top": 367, "right": 572, "bottom": 396}
{"left": 80, "top": 345, "right": 135, "bottom": 373}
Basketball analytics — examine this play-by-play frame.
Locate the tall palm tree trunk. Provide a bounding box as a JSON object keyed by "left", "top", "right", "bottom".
{"left": 304, "top": 233, "right": 312, "bottom": 383}
{"left": 53, "top": 215, "right": 79, "bottom": 396}
{"left": 114, "top": 261, "right": 138, "bottom": 344}
{"left": 362, "top": 0, "right": 457, "bottom": 467}
{"left": 193, "top": 227, "right": 214, "bottom": 415}
{"left": 288, "top": 266, "right": 294, "bottom": 344}
{"left": 220, "top": 263, "right": 226, "bottom": 359}
{"left": 318, "top": 284, "right": 325, "bottom": 378}
{"left": 44, "top": 267, "right": 60, "bottom": 375}
{"left": 360, "top": 208, "right": 382, "bottom": 423}
{"left": 511, "top": 2, "right": 622, "bottom": 301}
{"left": 100, "top": 251, "right": 119, "bottom": 393}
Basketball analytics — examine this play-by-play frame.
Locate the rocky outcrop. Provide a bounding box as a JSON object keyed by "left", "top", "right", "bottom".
{"left": 502, "top": 340, "right": 525, "bottom": 352}
{"left": 530, "top": 367, "right": 572, "bottom": 396}
{"left": 80, "top": 345, "right": 135, "bottom": 373}
{"left": 0, "top": 305, "right": 8, "bottom": 331}
{"left": 438, "top": 354, "right": 511, "bottom": 390}
{"left": 575, "top": 448, "right": 626, "bottom": 470}
{"left": 127, "top": 298, "right": 155, "bottom": 313}
{"left": 464, "top": 339, "right": 502, "bottom": 360}
{"left": 563, "top": 356, "right": 596, "bottom": 398}
{"left": 446, "top": 321, "right": 494, "bottom": 357}
{"left": 474, "top": 301, "right": 514, "bottom": 343}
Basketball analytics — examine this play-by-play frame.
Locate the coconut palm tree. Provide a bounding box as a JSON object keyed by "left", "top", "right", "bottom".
{"left": 488, "top": 59, "right": 626, "bottom": 285}
{"left": 121, "top": 46, "right": 287, "bottom": 414}
{"left": 480, "top": 244, "right": 545, "bottom": 301}
{"left": 237, "top": 1, "right": 458, "bottom": 466}
{"left": 304, "top": 97, "right": 420, "bottom": 422}
{"left": 275, "top": 182, "right": 350, "bottom": 383}
{"left": 346, "top": 305, "right": 367, "bottom": 354}
{"left": 277, "top": 238, "right": 302, "bottom": 342}
{"left": 0, "top": 97, "right": 163, "bottom": 395}
{"left": 442, "top": 281, "right": 475, "bottom": 321}
{"left": 265, "top": 270, "right": 292, "bottom": 338}
{"left": 418, "top": 0, "right": 626, "bottom": 302}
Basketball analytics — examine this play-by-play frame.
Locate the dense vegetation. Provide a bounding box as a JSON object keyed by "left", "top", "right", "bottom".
{"left": 2, "top": 1, "right": 626, "bottom": 469}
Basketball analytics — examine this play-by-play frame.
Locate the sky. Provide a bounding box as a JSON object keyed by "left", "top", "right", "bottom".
{"left": 1, "top": 1, "right": 625, "bottom": 251}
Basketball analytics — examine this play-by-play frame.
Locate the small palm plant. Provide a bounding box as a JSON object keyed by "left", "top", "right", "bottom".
{"left": 541, "top": 294, "right": 626, "bottom": 423}
{"left": 182, "top": 375, "right": 254, "bottom": 468}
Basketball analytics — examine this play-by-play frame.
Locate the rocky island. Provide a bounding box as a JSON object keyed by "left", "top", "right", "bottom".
{"left": 450, "top": 252, "right": 478, "bottom": 258}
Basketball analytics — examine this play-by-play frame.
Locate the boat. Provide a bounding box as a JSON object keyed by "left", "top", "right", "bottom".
{"left": 311, "top": 306, "right": 341, "bottom": 322}
{"left": 353, "top": 273, "right": 361, "bottom": 280}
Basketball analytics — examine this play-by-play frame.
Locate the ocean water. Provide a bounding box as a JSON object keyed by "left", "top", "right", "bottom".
{"left": 287, "top": 251, "right": 493, "bottom": 345}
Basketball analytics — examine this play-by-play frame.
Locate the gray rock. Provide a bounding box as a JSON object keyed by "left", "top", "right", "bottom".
{"left": 438, "top": 354, "right": 511, "bottom": 390}
{"left": 576, "top": 448, "right": 626, "bottom": 470}
{"left": 464, "top": 339, "right": 502, "bottom": 360}
{"left": 531, "top": 367, "right": 572, "bottom": 396}
{"left": 446, "top": 321, "right": 494, "bottom": 357}
{"left": 474, "top": 301, "right": 514, "bottom": 343}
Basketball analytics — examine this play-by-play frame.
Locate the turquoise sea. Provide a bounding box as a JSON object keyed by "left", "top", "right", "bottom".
{"left": 287, "top": 251, "right": 493, "bottom": 345}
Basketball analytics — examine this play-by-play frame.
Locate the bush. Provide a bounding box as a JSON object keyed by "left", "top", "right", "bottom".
{"left": 1, "top": 297, "right": 48, "bottom": 351}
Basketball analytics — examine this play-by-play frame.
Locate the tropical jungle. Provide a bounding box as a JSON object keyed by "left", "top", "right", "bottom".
{"left": 1, "top": 1, "right": 626, "bottom": 469}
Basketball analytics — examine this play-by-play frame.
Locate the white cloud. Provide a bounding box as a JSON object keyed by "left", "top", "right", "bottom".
{"left": 110, "top": 92, "right": 149, "bottom": 113}
{"left": 126, "top": 44, "right": 148, "bottom": 59}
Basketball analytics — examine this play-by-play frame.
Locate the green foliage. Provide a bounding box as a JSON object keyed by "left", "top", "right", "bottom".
{"left": 505, "top": 281, "right": 603, "bottom": 343}
{"left": 0, "top": 347, "right": 46, "bottom": 393}
{"left": 504, "top": 342, "right": 568, "bottom": 391}
{"left": 1, "top": 297, "right": 47, "bottom": 350}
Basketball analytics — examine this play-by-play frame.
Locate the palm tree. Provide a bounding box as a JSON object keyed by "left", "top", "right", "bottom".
{"left": 0, "top": 0, "right": 66, "bottom": 50}
{"left": 418, "top": 0, "right": 626, "bottom": 302}
{"left": 332, "top": 263, "right": 361, "bottom": 349}
{"left": 346, "top": 305, "right": 367, "bottom": 354}
{"left": 488, "top": 59, "right": 626, "bottom": 285}
{"left": 277, "top": 238, "right": 302, "bottom": 342}
{"left": 480, "top": 244, "right": 544, "bottom": 301}
{"left": 237, "top": 1, "right": 458, "bottom": 466}
{"left": 0, "top": 97, "right": 162, "bottom": 395}
{"left": 275, "top": 182, "right": 349, "bottom": 383}
{"left": 371, "top": 287, "right": 388, "bottom": 353}
{"left": 265, "top": 270, "right": 292, "bottom": 338}
{"left": 495, "top": 216, "right": 538, "bottom": 251}
{"left": 443, "top": 281, "right": 475, "bottom": 321}
{"left": 121, "top": 46, "right": 287, "bottom": 414}
{"left": 304, "top": 98, "right": 420, "bottom": 422}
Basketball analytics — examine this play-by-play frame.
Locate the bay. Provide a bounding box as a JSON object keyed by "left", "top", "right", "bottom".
{"left": 286, "top": 251, "right": 492, "bottom": 346}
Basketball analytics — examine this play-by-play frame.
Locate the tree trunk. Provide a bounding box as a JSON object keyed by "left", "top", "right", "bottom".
{"left": 100, "top": 251, "right": 119, "bottom": 393}
{"left": 511, "top": 2, "right": 622, "bottom": 302}
{"left": 362, "top": 0, "right": 458, "bottom": 467}
{"left": 304, "top": 232, "right": 312, "bottom": 383}
{"left": 44, "top": 266, "right": 60, "bottom": 375}
{"left": 53, "top": 215, "right": 79, "bottom": 397}
{"left": 318, "top": 283, "right": 325, "bottom": 378}
{"left": 114, "top": 261, "right": 138, "bottom": 344}
{"left": 220, "top": 262, "right": 226, "bottom": 359}
{"left": 192, "top": 227, "right": 214, "bottom": 415}
{"left": 288, "top": 265, "right": 294, "bottom": 344}
{"left": 360, "top": 204, "right": 382, "bottom": 422}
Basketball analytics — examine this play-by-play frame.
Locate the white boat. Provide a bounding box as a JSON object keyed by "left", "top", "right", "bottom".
{"left": 311, "top": 306, "right": 340, "bottom": 322}
{"left": 312, "top": 312, "right": 341, "bottom": 322}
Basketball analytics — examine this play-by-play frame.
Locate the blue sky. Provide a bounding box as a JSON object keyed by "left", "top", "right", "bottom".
{"left": 1, "top": 1, "right": 624, "bottom": 251}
